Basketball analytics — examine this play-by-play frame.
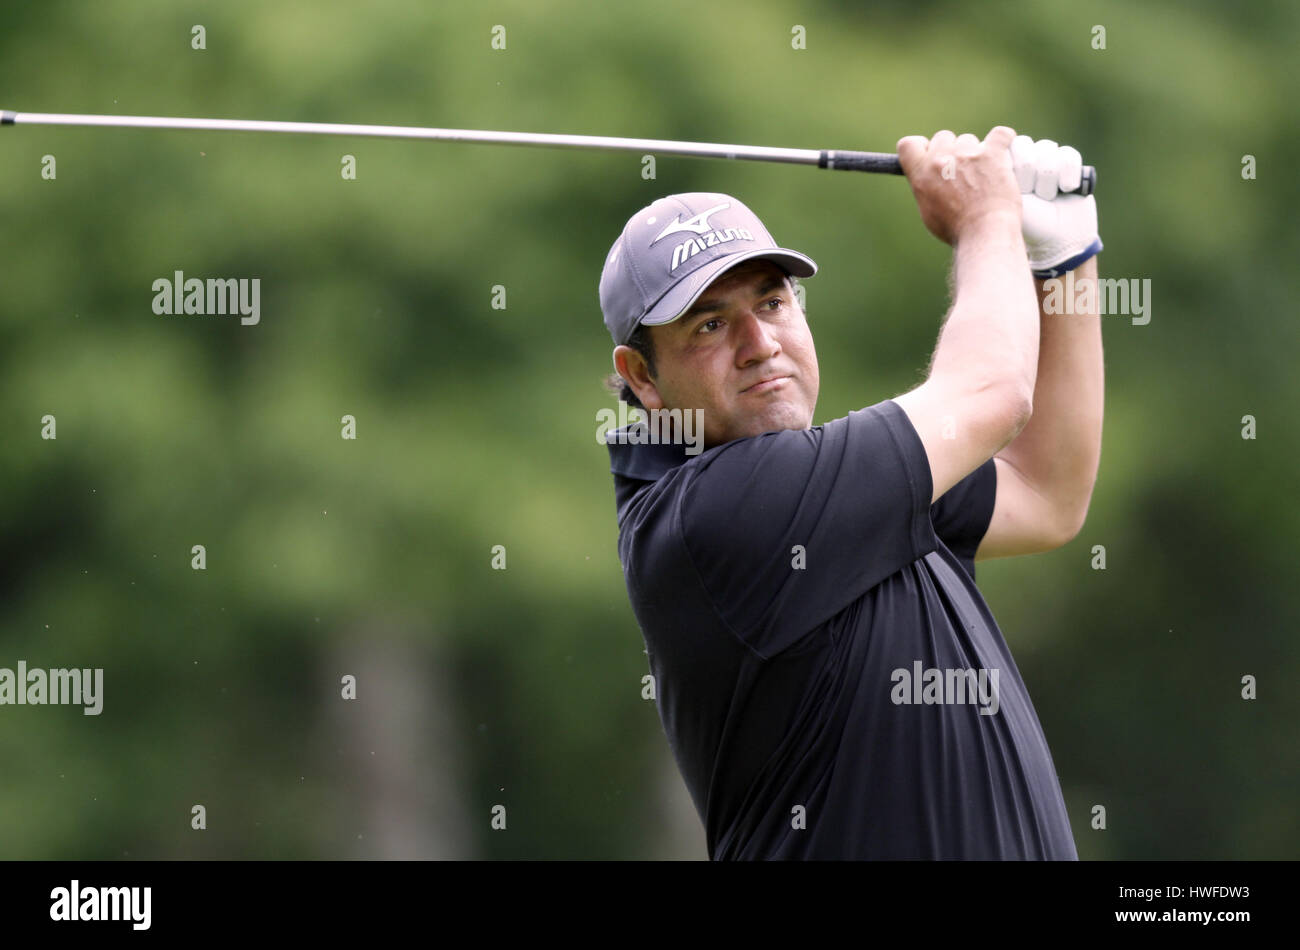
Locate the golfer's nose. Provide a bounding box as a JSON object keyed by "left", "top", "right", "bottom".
{"left": 734, "top": 310, "right": 780, "bottom": 365}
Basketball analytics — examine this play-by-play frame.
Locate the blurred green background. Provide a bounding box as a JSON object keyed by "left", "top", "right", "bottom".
{"left": 1, "top": 0, "right": 1295, "bottom": 859}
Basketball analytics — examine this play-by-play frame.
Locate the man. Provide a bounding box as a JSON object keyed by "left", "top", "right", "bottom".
{"left": 598, "top": 126, "right": 1103, "bottom": 859}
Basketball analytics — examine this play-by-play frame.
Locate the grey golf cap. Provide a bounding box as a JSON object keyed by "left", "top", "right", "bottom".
{"left": 600, "top": 192, "right": 817, "bottom": 347}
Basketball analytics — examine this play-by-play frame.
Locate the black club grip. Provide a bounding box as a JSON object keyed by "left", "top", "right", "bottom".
{"left": 818, "top": 149, "right": 1096, "bottom": 196}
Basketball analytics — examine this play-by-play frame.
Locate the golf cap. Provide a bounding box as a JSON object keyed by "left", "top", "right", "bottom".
{"left": 599, "top": 192, "right": 817, "bottom": 347}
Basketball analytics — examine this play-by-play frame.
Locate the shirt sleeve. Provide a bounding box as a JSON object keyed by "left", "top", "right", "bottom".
{"left": 678, "top": 399, "right": 937, "bottom": 658}
{"left": 929, "top": 457, "right": 998, "bottom": 578}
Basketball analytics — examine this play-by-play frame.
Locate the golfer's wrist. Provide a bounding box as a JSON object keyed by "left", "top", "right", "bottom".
{"left": 954, "top": 206, "right": 1022, "bottom": 244}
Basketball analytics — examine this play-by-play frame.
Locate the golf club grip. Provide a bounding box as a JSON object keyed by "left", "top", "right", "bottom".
{"left": 819, "top": 149, "right": 1097, "bottom": 196}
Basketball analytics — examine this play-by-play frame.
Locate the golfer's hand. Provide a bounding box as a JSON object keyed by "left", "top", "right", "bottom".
{"left": 1012, "top": 135, "right": 1103, "bottom": 277}
{"left": 896, "top": 126, "right": 1022, "bottom": 246}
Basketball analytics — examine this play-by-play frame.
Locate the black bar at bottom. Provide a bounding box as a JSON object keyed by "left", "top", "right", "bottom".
{"left": 0, "top": 858, "right": 1285, "bottom": 937}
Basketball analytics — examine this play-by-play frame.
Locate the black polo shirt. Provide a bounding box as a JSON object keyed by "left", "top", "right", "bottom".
{"left": 607, "top": 399, "right": 1077, "bottom": 859}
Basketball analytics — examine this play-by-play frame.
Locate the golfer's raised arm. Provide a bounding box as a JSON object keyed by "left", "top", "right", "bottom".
{"left": 890, "top": 126, "right": 1041, "bottom": 504}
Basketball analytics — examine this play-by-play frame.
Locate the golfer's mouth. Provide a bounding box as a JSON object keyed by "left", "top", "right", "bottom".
{"left": 741, "top": 375, "right": 791, "bottom": 394}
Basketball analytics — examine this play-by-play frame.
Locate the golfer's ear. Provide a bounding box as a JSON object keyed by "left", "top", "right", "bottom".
{"left": 613, "top": 345, "right": 664, "bottom": 411}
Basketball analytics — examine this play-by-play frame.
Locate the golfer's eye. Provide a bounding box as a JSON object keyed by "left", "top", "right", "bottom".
{"left": 698, "top": 318, "right": 723, "bottom": 335}
{"left": 764, "top": 297, "right": 784, "bottom": 310}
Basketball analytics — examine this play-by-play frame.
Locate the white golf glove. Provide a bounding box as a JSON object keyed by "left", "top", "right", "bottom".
{"left": 1012, "top": 135, "right": 1103, "bottom": 278}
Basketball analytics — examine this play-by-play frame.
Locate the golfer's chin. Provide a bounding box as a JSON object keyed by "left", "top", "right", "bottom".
{"left": 708, "top": 399, "right": 813, "bottom": 448}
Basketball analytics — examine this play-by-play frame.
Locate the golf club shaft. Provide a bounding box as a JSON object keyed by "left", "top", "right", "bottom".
{"left": 0, "top": 110, "right": 1096, "bottom": 195}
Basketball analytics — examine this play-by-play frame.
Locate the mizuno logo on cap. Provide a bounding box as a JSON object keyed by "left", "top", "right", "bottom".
{"left": 651, "top": 202, "right": 755, "bottom": 272}
{"left": 651, "top": 202, "right": 732, "bottom": 242}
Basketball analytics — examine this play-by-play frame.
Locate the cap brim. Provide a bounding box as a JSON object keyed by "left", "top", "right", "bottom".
{"left": 638, "top": 248, "right": 817, "bottom": 331}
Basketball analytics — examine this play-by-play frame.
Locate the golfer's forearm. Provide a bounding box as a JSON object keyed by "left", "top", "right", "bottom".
{"left": 999, "top": 256, "right": 1104, "bottom": 535}
{"left": 927, "top": 211, "right": 1040, "bottom": 412}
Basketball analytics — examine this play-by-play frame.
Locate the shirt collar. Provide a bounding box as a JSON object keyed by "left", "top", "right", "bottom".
{"left": 605, "top": 424, "right": 697, "bottom": 482}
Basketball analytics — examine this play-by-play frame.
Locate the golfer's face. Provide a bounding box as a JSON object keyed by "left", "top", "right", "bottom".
{"left": 650, "top": 260, "right": 819, "bottom": 448}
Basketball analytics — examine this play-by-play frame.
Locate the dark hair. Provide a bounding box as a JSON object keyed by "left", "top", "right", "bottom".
{"left": 603, "top": 270, "right": 801, "bottom": 411}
